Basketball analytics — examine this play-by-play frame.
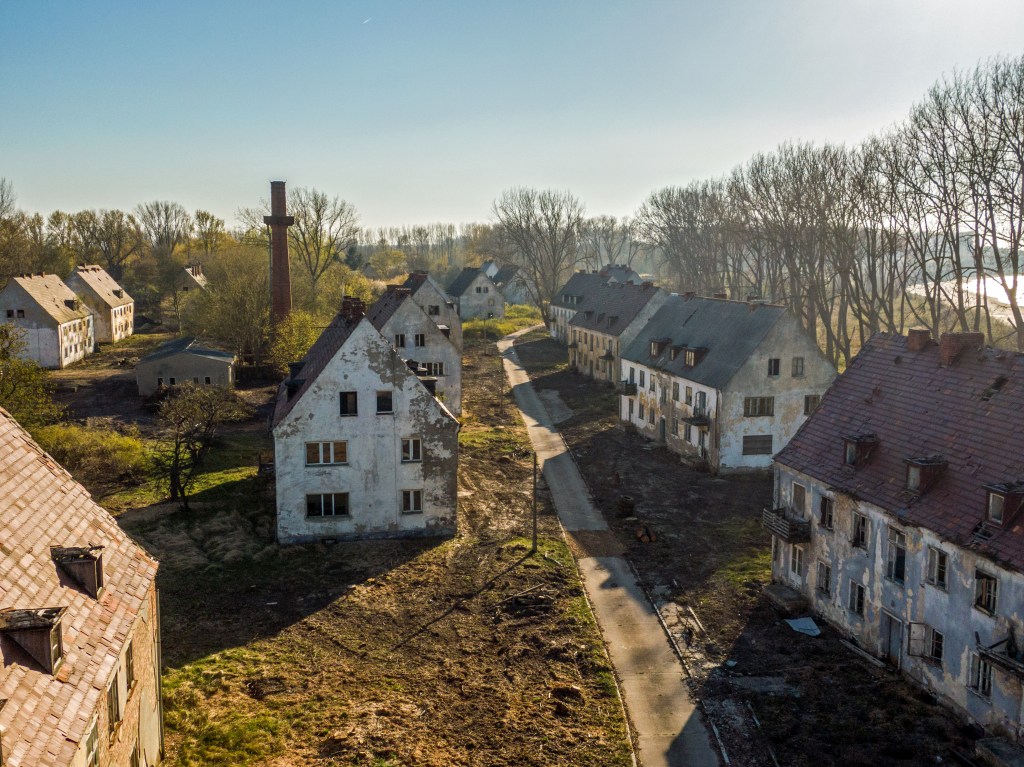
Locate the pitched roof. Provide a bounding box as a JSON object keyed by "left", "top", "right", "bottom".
{"left": 366, "top": 286, "right": 414, "bottom": 331}
{"left": 620, "top": 295, "right": 787, "bottom": 389}
{"left": 272, "top": 312, "right": 359, "bottom": 428}
{"left": 551, "top": 271, "right": 611, "bottom": 310}
{"left": 567, "top": 281, "right": 663, "bottom": 338}
{"left": 0, "top": 409, "right": 158, "bottom": 766}
{"left": 603, "top": 264, "right": 642, "bottom": 284}
{"left": 447, "top": 267, "right": 486, "bottom": 298}
{"left": 494, "top": 264, "right": 520, "bottom": 285}
{"left": 401, "top": 272, "right": 452, "bottom": 303}
{"left": 8, "top": 274, "right": 91, "bottom": 324}
{"left": 67, "top": 265, "right": 132, "bottom": 309}
{"left": 775, "top": 332, "right": 1024, "bottom": 574}
{"left": 137, "top": 336, "right": 235, "bottom": 364}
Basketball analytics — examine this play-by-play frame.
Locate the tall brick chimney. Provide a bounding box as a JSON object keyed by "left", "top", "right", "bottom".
{"left": 906, "top": 327, "right": 932, "bottom": 352}
{"left": 264, "top": 181, "right": 295, "bottom": 325}
{"left": 938, "top": 331, "right": 985, "bottom": 366}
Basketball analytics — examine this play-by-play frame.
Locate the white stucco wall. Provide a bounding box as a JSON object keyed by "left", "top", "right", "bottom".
{"left": 409, "top": 279, "right": 462, "bottom": 351}
{"left": 457, "top": 274, "right": 505, "bottom": 320}
{"left": 378, "top": 301, "right": 462, "bottom": 415}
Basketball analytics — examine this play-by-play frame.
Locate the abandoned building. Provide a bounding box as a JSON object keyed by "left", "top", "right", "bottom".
{"left": 178, "top": 263, "right": 208, "bottom": 293}
{"left": 65, "top": 265, "right": 133, "bottom": 344}
{"left": 480, "top": 261, "right": 535, "bottom": 306}
{"left": 620, "top": 294, "right": 835, "bottom": 472}
{"left": 401, "top": 271, "right": 462, "bottom": 350}
{"left": 0, "top": 408, "right": 162, "bottom": 767}
{"left": 272, "top": 297, "right": 459, "bottom": 544}
{"left": 768, "top": 329, "right": 1024, "bottom": 741}
{"left": 568, "top": 281, "right": 667, "bottom": 383}
{"left": 0, "top": 273, "right": 95, "bottom": 369}
{"left": 550, "top": 265, "right": 643, "bottom": 344}
{"left": 135, "top": 336, "right": 236, "bottom": 396}
{"left": 446, "top": 267, "right": 505, "bottom": 320}
{"left": 367, "top": 285, "right": 462, "bottom": 415}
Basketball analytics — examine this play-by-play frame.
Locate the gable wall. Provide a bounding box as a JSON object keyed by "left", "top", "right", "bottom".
{"left": 379, "top": 302, "right": 462, "bottom": 415}
{"left": 456, "top": 275, "right": 504, "bottom": 320}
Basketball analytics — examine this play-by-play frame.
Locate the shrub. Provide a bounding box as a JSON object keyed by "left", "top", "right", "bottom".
{"left": 33, "top": 424, "right": 151, "bottom": 494}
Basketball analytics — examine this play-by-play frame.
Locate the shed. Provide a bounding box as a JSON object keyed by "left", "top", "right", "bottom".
{"left": 135, "top": 336, "right": 236, "bottom": 396}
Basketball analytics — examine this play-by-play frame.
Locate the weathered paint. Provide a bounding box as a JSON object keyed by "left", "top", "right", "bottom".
{"left": 273, "top": 320, "right": 458, "bottom": 544}
{"left": 455, "top": 273, "right": 505, "bottom": 320}
{"left": 407, "top": 277, "right": 463, "bottom": 351}
{"left": 0, "top": 280, "right": 94, "bottom": 369}
{"left": 135, "top": 352, "right": 234, "bottom": 397}
{"left": 570, "top": 292, "right": 668, "bottom": 384}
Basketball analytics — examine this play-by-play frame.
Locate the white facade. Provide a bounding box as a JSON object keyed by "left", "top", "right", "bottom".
{"left": 405, "top": 273, "right": 462, "bottom": 351}
{"left": 455, "top": 273, "right": 505, "bottom": 320}
{"left": 65, "top": 265, "right": 134, "bottom": 344}
{"left": 0, "top": 276, "right": 95, "bottom": 369}
{"left": 273, "top": 319, "right": 459, "bottom": 544}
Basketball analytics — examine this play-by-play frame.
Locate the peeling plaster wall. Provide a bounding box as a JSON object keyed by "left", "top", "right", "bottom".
{"left": 274, "top": 321, "right": 458, "bottom": 544}
{"left": 456, "top": 274, "right": 505, "bottom": 320}
{"left": 408, "top": 279, "right": 462, "bottom": 351}
{"left": 773, "top": 465, "right": 1024, "bottom": 739}
{"left": 0, "top": 282, "right": 94, "bottom": 369}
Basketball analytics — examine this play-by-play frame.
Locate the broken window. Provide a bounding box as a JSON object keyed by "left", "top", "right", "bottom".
{"left": 415, "top": 333, "right": 426, "bottom": 347}
{"left": 4, "top": 310, "right": 10, "bottom": 318}
{"left": 843, "top": 434, "right": 878, "bottom": 466}
{"left": 339, "top": 391, "right": 358, "bottom": 416}
{"left": 819, "top": 497, "right": 834, "bottom": 530}
{"left": 804, "top": 395, "right": 821, "bottom": 415}
{"left": 852, "top": 512, "right": 869, "bottom": 549}
{"left": 909, "top": 623, "right": 944, "bottom": 665}
{"left": 791, "top": 357, "right": 805, "bottom": 377}
{"left": 401, "top": 438, "right": 422, "bottom": 462}
{"left": 792, "top": 483, "right": 807, "bottom": 514}
{"left": 885, "top": 527, "right": 907, "bottom": 584}
{"left": 108, "top": 670, "right": 121, "bottom": 734}
{"left": 816, "top": 561, "right": 832, "bottom": 596}
{"left": 975, "top": 571, "right": 998, "bottom": 614}
{"left": 743, "top": 397, "right": 774, "bottom": 417}
{"left": 376, "top": 391, "right": 393, "bottom": 414}
{"left": 926, "top": 547, "right": 947, "bottom": 589}
{"left": 424, "top": 362, "right": 445, "bottom": 376}
{"left": 848, "top": 581, "right": 865, "bottom": 615}
{"left": 402, "top": 489, "right": 423, "bottom": 513}
{"left": 395, "top": 333, "right": 406, "bottom": 348}
{"left": 306, "top": 493, "right": 349, "bottom": 517}
{"left": 305, "top": 441, "right": 347, "bottom": 465}
{"left": 742, "top": 435, "right": 772, "bottom": 455}
{"left": 969, "top": 653, "right": 993, "bottom": 698}
{"left": 767, "top": 358, "right": 780, "bottom": 377}
{"left": 790, "top": 545, "right": 804, "bottom": 577}
{"left": 672, "top": 382, "right": 679, "bottom": 401}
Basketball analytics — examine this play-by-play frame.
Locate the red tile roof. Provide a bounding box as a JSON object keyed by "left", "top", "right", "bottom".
{"left": 0, "top": 410, "right": 158, "bottom": 766}
{"left": 775, "top": 332, "right": 1024, "bottom": 573}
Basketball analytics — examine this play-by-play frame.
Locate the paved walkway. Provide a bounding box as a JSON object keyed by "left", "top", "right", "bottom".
{"left": 498, "top": 329, "right": 719, "bottom": 767}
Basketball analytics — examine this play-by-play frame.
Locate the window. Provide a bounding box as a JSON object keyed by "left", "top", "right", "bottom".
{"left": 204, "top": 376, "right": 212, "bottom": 384}
{"left": 926, "top": 627, "right": 944, "bottom": 664}
{"left": 15, "top": 309, "right": 24, "bottom": 318}
{"left": 475, "top": 286, "right": 482, "bottom": 293}
{"left": 804, "top": 395, "right": 821, "bottom": 415}
{"left": 638, "top": 402, "right": 645, "bottom": 419}
{"left": 305, "top": 441, "right": 348, "bottom": 465}
{"left": 886, "top": 527, "right": 907, "bottom": 584}
{"left": 685, "top": 350, "right": 696, "bottom": 366}
{"left": 767, "top": 358, "right": 780, "bottom": 376}
{"left": 969, "top": 653, "right": 993, "bottom": 698}
{"left": 684, "top": 423, "right": 692, "bottom": 442}
{"left": 648, "top": 408, "right": 655, "bottom": 425}
{"left": 4, "top": 310, "right": 11, "bottom": 318}
{"left": 339, "top": 392, "right": 358, "bottom": 415}
{"left": 791, "top": 357, "right": 805, "bottom": 377}
{"left": 672, "top": 382, "right": 679, "bottom": 401}
{"left": 790, "top": 545, "right": 804, "bottom": 577}
{"left": 848, "top": 581, "right": 865, "bottom": 615}
{"left": 817, "top": 561, "right": 832, "bottom": 595}
{"left": 402, "top": 489, "right": 423, "bottom": 513}
{"left": 428, "top": 305, "right": 440, "bottom": 316}
{"left": 168, "top": 377, "right": 176, "bottom": 385}
{"left": 402, "top": 438, "right": 422, "bottom": 462}
{"left": 415, "top": 333, "right": 426, "bottom": 347}
{"left": 424, "top": 361, "right": 445, "bottom": 376}
{"left": 852, "top": 512, "right": 869, "bottom": 549}
{"left": 628, "top": 367, "right": 635, "bottom": 384}
{"left": 988, "top": 492, "right": 1005, "bottom": 525}
{"left": 395, "top": 333, "right": 406, "bottom": 348}
{"left": 742, "top": 435, "right": 773, "bottom": 455}
{"left": 975, "top": 571, "right": 998, "bottom": 614}
{"left": 306, "top": 493, "right": 349, "bottom": 517}
{"left": 685, "top": 386, "right": 693, "bottom": 405}
{"left": 125, "top": 640, "right": 135, "bottom": 691}
{"left": 157, "top": 377, "right": 163, "bottom": 386}
{"left": 639, "top": 371, "right": 645, "bottom": 388}
{"left": 926, "top": 547, "right": 948, "bottom": 589}
{"left": 376, "top": 390, "right": 393, "bottom": 414}
{"left": 108, "top": 671, "right": 121, "bottom": 734}
{"left": 628, "top": 399, "right": 634, "bottom": 419}
{"left": 844, "top": 435, "right": 878, "bottom": 466}
{"left": 649, "top": 375, "right": 655, "bottom": 391}
{"left": 819, "top": 497, "right": 834, "bottom": 529}
{"left": 792, "top": 483, "right": 807, "bottom": 514}
{"left": 743, "top": 397, "right": 775, "bottom": 417}
{"left": 193, "top": 377, "right": 200, "bottom": 383}
{"left": 85, "top": 722, "right": 99, "bottom": 767}
{"left": 671, "top": 417, "right": 678, "bottom": 435}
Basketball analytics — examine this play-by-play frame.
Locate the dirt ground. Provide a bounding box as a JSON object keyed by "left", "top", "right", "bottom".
{"left": 513, "top": 330, "right": 977, "bottom": 767}
{"left": 111, "top": 336, "right": 632, "bottom": 767}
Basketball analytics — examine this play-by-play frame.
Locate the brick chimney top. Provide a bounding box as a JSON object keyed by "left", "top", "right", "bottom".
{"left": 683, "top": 291, "right": 696, "bottom": 301}
{"left": 713, "top": 292, "right": 728, "bottom": 300}
{"left": 340, "top": 297, "right": 366, "bottom": 322}
{"left": 906, "top": 327, "right": 932, "bottom": 352}
{"left": 938, "top": 331, "right": 985, "bottom": 366}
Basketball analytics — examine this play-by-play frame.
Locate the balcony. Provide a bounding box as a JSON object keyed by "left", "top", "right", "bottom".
{"left": 762, "top": 507, "right": 811, "bottom": 543}
{"left": 978, "top": 633, "right": 1024, "bottom": 679}
{"left": 619, "top": 381, "right": 637, "bottom": 396}
{"left": 682, "top": 407, "right": 710, "bottom": 429}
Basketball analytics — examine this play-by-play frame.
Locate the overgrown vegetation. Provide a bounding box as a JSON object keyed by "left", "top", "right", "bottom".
{"left": 32, "top": 423, "right": 151, "bottom": 497}
{"left": 462, "top": 304, "right": 542, "bottom": 339}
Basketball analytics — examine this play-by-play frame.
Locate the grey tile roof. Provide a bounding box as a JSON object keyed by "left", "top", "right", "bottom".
{"left": 401, "top": 272, "right": 453, "bottom": 304}
{"left": 567, "top": 281, "right": 663, "bottom": 338}
{"left": 620, "top": 295, "right": 786, "bottom": 390}
{"left": 446, "top": 267, "right": 482, "bottom": 298}
{"left": 551, "top": 272, "right": 611, "bottom": 310}
{"left": 138, "top": 337, "right": 235, "bottom": 364}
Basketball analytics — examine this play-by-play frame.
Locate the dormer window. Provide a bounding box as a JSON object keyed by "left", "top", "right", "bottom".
{"left": 843, "top": 434, "right": 878, "bottom": 466}
{"left": 904, "top": 456, "right": 946, "bottom": 494}
{"left": 51, "top": 546, "right": 105, "bottom": 598}
{"left": 982, "top": 482, "right": 1024, "bottom": 526}
{"left": 650, "top": 338, "right": 670, "bottom": 357}
{"left": 0, "top": 607, "right": 67, "bottom": 674}
{"left": 685, "top": 350, "right": 695, "bottom": 366}
{"left": 669, "top": 346, "right": 682, "bottom": 361}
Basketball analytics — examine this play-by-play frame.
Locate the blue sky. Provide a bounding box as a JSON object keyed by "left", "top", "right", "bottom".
{"left": 2, "top": 0, "right": 1023, "bottom": 230}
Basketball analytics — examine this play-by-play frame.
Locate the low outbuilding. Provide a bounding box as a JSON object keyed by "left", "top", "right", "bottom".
{"left": 135, "top": 336, "right": 236, "bottom": 396}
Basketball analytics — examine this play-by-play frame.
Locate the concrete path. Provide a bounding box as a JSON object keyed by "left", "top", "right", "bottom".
{"left": 498, "top": 329, "right": 719, "bottom": 767}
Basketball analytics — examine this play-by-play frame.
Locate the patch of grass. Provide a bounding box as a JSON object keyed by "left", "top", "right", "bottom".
{"left": 463, "top": 306, "right": 542, "bottom": 340}
{"left": 458, "top": 425, "right": 531, "bottom": 454}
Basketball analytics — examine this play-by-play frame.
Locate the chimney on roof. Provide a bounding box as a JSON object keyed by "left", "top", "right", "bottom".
{"left": 641, "top": 281, "right": 654, "bottom": 289}
{"left": 340, "top": 297, "right": 365, "bottom": 322}
{"left": 713, "top": 291, "right": 728, "bottom": 300}
{"left": 938, "top": 331, "right": 985, "bottom": 366}
{"left": 906, "top": 327, "right": 932, "bottom": 352}
{"left": 683, "top": 291, "right": 696, "bottom": 301}
{"left": 264, "top": 181, "right": 295, "bottom": 326}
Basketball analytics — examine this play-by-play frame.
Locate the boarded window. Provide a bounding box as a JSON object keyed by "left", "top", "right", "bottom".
{"left": 743, "top": 397, "right": 774, "bottom": 417}
{"left": 742, "top": 435, "right": 773, "bottom": 455}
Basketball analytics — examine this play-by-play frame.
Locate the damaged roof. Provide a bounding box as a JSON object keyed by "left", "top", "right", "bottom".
{"left": 0, "top": 408, "right": 158, "bottom": 766}
{"left": 567, "top": 281, "right": 663, "bottom": 338}
{"left": 6, "top": 274, "right": 92, "bottom": 324}
{"left": 620, "top": 295, "right": 787, "bottom": 390}
{"left": 66, "top": 265, "right": 132, "bottom": 309}
{"left": 776, "top": 332, "right": 1024, "bottom": 574}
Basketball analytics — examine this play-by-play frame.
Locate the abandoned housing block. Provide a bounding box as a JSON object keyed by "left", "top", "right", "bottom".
{"left": 0, "top": 408, "right": 162, "bottom": 767}
{"left": 135, "top": 336, "right": 236, "bottom": 397}
{"left": 401, "top": 271, "right": 462, "bottom": 351}
{"left": 367, "top": 285, "right": 462, "bottom": 415}
{"left": 480, "top": 261, "right": 535, "bottom": 306}
{"left": 568, "top": 280, "right": 667, "bottom": 383}
{"left": 620, "top": 294, "right": 835, "bottom": 472}
{"left": 65, "top": 265, "right": 134, "bottom": 344}
{"left": 177, "top": 263, "right": 207, "bottom": 293}
{"left": 0, "top": 273, "right": 95, "bottom": 369}
{"left": 549, "top": 265, "right": 643, "bottom": 344}
{"left": 768, "top": 329, "right": 1024, "bottom": 740}
{"left": 272, "top": 298, "right": 460, "bottom": 544}
{"left": 446, "top": 267, "right": 505, "bottom": 320}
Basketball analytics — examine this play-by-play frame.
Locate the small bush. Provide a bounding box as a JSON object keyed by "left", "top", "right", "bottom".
{"left": 33, "top": 424, "right": 151, "bottom": 494}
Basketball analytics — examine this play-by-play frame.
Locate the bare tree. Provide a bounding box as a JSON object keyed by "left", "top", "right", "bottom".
{"left": 288, "top": 188, "right": 360, "bottom": 306}
{"left": 73, "top": 210, "right": 144, "bottom": 280}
